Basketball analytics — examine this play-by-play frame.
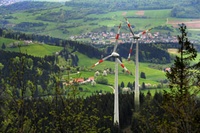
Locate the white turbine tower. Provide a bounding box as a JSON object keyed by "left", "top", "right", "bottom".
{"left": 125, "top": 17, "right": 152, "bottom": 110}
{"left": 92, "top": 23, "right": 130, "bottom": 125}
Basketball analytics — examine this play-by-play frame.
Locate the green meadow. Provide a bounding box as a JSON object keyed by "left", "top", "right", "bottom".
{"left": 18, "top": 44, "right": 63, "bottom": 57}
{"left": 66, "top": 51, "right": 168, "bottom": 95}
{"left": 0, "top": 37, "right": 63, "bottom": 57}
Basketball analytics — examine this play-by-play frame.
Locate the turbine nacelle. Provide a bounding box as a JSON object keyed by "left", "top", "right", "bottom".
{"left": 133, "top": 35, "right": 140, "bottom": 40}
{"left": 111, "top": 52, "right": 119, "bottom": 57}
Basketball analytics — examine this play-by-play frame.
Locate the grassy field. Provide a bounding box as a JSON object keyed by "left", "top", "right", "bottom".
{"left": 18, "top": 44, "right": 63, "bottom": 57}
{"left": 79, "top": 84, "right": 114, "bottom": 97}
{"left": 0, "top": 37, "right": 16, "bottom": 45}
{"left": 58, "top": 49, "right": 169, "bottom": 97}
{"left": 68, "top": 51, "right": 167, "bottom": 86}
{"left": 0, "top": 37, "right": 63, "bottom": 57}
{"left": 66, "top": 50, "right": 200, "bottom": 96}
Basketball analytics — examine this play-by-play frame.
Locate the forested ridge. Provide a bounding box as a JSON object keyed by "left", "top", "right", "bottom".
{"left": 0, "top": 0, "right": 199, "bottom": 21}
{"left": 66, "top": 0, "right": 200, "bottom": 18}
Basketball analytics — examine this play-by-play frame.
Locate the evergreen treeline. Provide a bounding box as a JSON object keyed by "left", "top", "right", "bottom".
{"left": 171, "top": 0, "right": 200, "bottom": 18}
{"left": 117, "top": 43, "right": 171, "bottom": 64}
{"left": 0, "top": 50, "right": 60, "bottom": 97}
{"left": 66, "top": 0, "right": 200, "bottom": 18}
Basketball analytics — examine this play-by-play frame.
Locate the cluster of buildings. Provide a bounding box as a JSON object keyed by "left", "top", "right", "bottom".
{"left": 70, "top": 31, "right": 180, "bottom": 45}
{"left": 0, "top": 0, "right": 24, "bottom": 6}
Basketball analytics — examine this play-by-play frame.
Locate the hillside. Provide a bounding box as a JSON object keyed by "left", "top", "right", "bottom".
{"left": 0, "top": 31, "right": 169, "bottom": 91}
{"left": 0, "top": 0, "right": 198, "bottom": 91}
{"left": 0, "top": 0, "right": 199, "bottom": 43}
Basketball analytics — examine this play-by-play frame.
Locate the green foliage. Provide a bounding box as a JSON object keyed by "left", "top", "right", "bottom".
{"left": 162, "top": 24, "right": 200, "bottom": 132}
{"left": 171, "top": 3, "right": 200, "bottom": 18}
{"left": 66, "top": 0, "right": 196, "bottom": 11}
{"left": 166, "top": 24, "right": 197, "bottom": 90}
{"left": 140, "top": 72, "right": 146, "bottom": 79}
{"left": 0, "top": 55, "right": 36, "bottom": 132}
{"left": 0, "top": 55, "right": 112, "bottom": 132}
{"left": 96, "top": 76, "right": 108, "bottom": 85}
{"left": 13, "top": 22, "right": 48, "bottom": 32}
{"left": 1, "top": 42, "right": 5, "bottom": 49}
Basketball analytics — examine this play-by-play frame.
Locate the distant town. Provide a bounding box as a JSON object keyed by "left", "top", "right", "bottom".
{"left": 0, "top": 0, "right": 66, "bottom": 6}
{"left": 70, "top": 31, "right": 180, "bottom": 45}
{"left": 0, "top": 0, "right": 25, "bottom": 6}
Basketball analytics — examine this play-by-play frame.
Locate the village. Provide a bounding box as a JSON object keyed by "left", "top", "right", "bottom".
{"left": 0, "top": 0, "right": 24, "bottom": 6}
{"left": 70, "top": 31, "right": 181, "bottom": 45}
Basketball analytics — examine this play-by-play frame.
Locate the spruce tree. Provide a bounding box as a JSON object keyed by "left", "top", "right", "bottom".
{"left": 161, "top": 24, "right": 200, "bottom": 132}
{"left": 1, "top": 43, "right": 6, "bottom": 49}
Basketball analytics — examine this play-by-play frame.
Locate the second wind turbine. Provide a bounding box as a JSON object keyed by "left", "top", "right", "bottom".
{"left": 125, "top": 17, "right": 152, "bottom": 111}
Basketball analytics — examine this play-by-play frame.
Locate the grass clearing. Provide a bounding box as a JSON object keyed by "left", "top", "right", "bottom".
{"left": 10, "top": 44, "right": 63, "bottom": 57}
{"left": 76, "top": 51, "right": 167, "bottom": 86}
{"left": 168, "top": 48, "right": 179, "bottom": 55}
{"left": 0, "top": 37, "right": 63, "bottom": 57}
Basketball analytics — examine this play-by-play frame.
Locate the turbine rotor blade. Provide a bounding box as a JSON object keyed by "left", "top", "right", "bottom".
{"left": 91, "top": 54, "right": 112, "bottom": 68}
{"left": 124, "top": 17, "right": 135, "bottom": 61}
{"left": 124, "top": 17, "right": 134, "bottom": 36}
{"left": 116, "top": 58, "right": 130, "bottom": 74}
{"left": 127, "top": 41, "right": 133, "bottom": 61}
{"left": 113, "top": 23, "right": 121, "bottom": 52}
{"left": 138, "top": 28, "right": 153, "bottom": 37}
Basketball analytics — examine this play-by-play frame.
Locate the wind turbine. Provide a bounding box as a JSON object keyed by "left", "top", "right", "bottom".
{"left": 125, "top": 17, "right": 152, "bottom": 111}
{"left": 92, "top": 23, "right": 130, "bottom": 125}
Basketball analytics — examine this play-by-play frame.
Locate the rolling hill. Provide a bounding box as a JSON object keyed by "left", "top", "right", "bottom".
{"left": 0, "top": 35, "right": 169, "bottom": 95}
{"left": 0, "top": 0, "right": 199, "bottom": 96}
{"left": 0, "top": 0, "right": 199, "bottom": 42}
